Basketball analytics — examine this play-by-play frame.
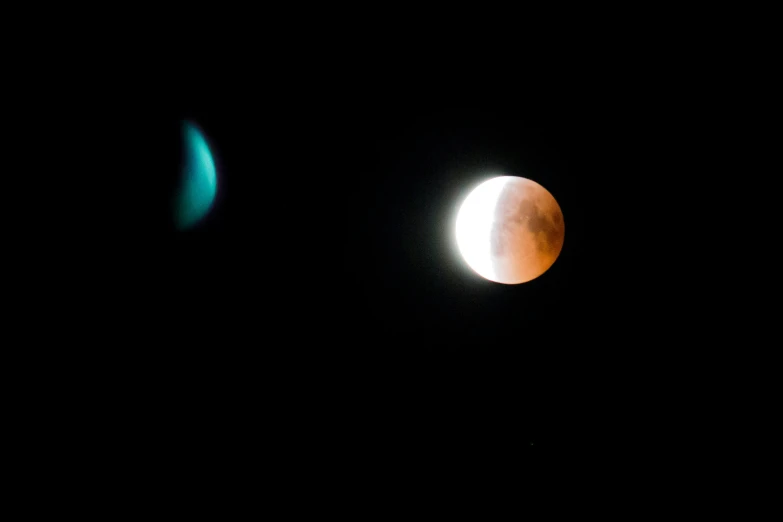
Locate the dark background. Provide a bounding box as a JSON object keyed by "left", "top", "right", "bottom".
{"left": 107, "top": 79, "right": 634, "bottom": 472}
{"left": 2, "top": 7, "right": 773, "bottom": 509}
{"left": 61, "top": 25, "right": 764, "bottom": 497}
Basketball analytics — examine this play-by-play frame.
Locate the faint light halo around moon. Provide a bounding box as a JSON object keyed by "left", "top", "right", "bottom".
{"left": 455, "top": 175, "right": 564, "bottom": 284}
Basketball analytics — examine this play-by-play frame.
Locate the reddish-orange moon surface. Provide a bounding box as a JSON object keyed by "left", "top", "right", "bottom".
{"left": 455, "top": 176, "right": 564, "bottom": 284}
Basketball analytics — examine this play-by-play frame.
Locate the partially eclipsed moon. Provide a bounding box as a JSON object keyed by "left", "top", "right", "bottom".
{"left": 456, "top": 176, "right": 564, "bottom": 284}
{"left": 175, "top": 121, "right": 217, "bottom": 230}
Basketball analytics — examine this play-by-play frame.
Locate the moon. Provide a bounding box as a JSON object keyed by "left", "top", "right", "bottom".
{"left": 455, "top": 176, "right": 564, "bottom": 284}
{"left": 174, "top": 121, "right": 217, "bottom": 230}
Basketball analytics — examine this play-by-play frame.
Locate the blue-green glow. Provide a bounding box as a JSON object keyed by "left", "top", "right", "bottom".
{"left": 175, "top": 121, "right": 217, "bottom": 229}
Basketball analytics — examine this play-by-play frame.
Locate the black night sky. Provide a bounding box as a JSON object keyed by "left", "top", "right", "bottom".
{"left": 16, "top": 6, "right": 773, "bottom": 505}
{"left": 79, "top": 36, "right": 741, "bottom": 493}
{"left": 120, "top": 90, "right": 606, "bottom": 461}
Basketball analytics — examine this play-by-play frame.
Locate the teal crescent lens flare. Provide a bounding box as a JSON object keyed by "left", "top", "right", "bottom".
{"left": 175, "top": 121, "right": 217, "bottom": 230}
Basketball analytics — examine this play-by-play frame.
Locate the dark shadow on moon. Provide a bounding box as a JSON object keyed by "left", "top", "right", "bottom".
{"left": 491, "top": 194, "right": 564, "bottom": 258}
{"left": 484, "top": 177, "right": 565, "bottom": 284}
